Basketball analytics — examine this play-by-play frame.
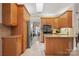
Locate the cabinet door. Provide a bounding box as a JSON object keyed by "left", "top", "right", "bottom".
{"left": 62, "top": 13, "right": 68, "bottom": 27}
{"left": 53, "top": 18, "right": 59, "bottom": 28}
{"left": 2, "top": 3, "right": 17, "bottom": 26}
{"left": 16, "top": 37, "right": 22, "bottom": 55}
{"left": 11, "top": 4, "right": 17, "bottom": 26}
{"left": 46, "top": 18, "right": 53, "bottom": 26}
{"left": 51, "top": 18, "right": 55, "bottom": 28}
{"left": 58, "top": 11, "right": 72, "bottom": 28}
{"left": 59, "top": 15, "right": 67, "bottom": 28}
{"left": 2, "top": 38, "right": 16, "bottom": 56}
{"left": 2, "top": 4, "right": 11, "bottom": 26}
{"left": 67, "top": 11, "right": 72, "bottom": 27}
{"left": 41, "top": 18, "right": 47, "bottom": 26}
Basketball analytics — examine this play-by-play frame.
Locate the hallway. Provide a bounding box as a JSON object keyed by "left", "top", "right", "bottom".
{"left": 21, "top": 37, "right": 45, "bottom": 56}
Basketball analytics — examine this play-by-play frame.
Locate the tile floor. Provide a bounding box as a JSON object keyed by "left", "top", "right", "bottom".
{"left": 70, "top": 43, "right": 79, "bottom": 56}
{"left": 21, "top": 36, "right": 45, "bottom": 56}
{"left": 21, "top": 37, "right": 79, "bottom": 56}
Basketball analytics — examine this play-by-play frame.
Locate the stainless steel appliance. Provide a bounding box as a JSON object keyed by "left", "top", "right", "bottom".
{"left": 27, "top": 21, "right": 32, "bottom": 48}
{"left": 42, "top": 25, "right": 52, "bottom": 34}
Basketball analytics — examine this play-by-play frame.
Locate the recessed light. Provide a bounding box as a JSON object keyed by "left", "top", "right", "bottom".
{"left": 36, "top": 3, "right": 44, "bottom": 12}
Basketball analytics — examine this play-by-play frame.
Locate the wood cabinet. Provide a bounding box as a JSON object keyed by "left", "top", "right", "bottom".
{"left": 41, "top": 18, "right": 53, "bottom": 43}
{"left": 41, "top": 17, "right": 59, "bottom": 29}
{"left": 41, "top": 18, "right": 47, "bottom": 27}
{"left": 2, "top": 35, "right": 22, "bottom": 56}
{"left": 23, "top": 6, "right": 30, "bottom": 21}
{"left": 2, "top": 3, "right": 17, "bottom": 26}
{"left": 11, "top": 5, "right": 30, "bottom": 53}
{"left": 46, "top": 18, "right": 52, "bottom": 25}
{"left": 66, "top": 11, "right": 72, "bottom": 27}
{"left": 44, "top": 37, "right": 73, "bottom": 56}
{"left": 41, "top": 10, "right": 72, "bottom": 28}
{"left": 52, "top": 18, "right": 59, "bottom": 28}
{"left": 58, "top": 10, "right": 72, "bottom": 28}
{"left": 41, "top": 10, "right": 72, "bottom": 43}
{"left": 41, "top": 17, "right": 59, "bottom": 42}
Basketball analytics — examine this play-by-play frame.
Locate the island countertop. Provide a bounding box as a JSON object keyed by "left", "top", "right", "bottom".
{"left": 44, "top": 34, "right": 74, "bottom": 56}
{"left": 44, "top": 34, "right": 76, "bottom": 38}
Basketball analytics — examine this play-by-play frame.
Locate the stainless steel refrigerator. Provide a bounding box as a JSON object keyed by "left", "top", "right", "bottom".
{"left": 27, "top": 21, "right": 33, "bottom": 48}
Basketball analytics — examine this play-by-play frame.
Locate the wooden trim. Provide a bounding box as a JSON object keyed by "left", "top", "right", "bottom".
{"left": 59, "top": 10, "right": 72, "bottom": 17}
{"left": 41, "top": 16, "right": 56, "bottom": 19}
{"left": 23, "top": 5, "right": 31, "bottom": 16}
{"left": 16, "top": 4, "right": 30, "bottom": 16}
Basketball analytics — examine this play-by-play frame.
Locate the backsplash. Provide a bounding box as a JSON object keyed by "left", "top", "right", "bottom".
{"left": 0, "top": 24, "right": 11, "bottom": 38}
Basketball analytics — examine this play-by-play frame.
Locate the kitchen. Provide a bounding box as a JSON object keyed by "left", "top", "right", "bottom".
{"left": 0, "top": 3, "right": 79, "bottom": 56}
{"left": 41, "top": 10, "right": 73, "bottom": 55}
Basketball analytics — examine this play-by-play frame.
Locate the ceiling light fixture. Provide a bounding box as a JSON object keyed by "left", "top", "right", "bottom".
{"left": 36, "top": 3, "right": 44, "bottom": 12}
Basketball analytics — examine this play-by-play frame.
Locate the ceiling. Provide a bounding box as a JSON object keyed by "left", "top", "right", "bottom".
{"left": 24, "top": 3, "right": 74, "bottom": 17}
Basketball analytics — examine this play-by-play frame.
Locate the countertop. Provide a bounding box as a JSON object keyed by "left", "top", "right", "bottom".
{"left": 44, "top": 34, "right": 77, "bottom": 38}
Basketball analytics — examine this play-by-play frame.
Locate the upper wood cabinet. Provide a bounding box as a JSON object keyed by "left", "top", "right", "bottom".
{"left": 53, "top": 18, "right": 59, "bottom": 28}
{"left": 41, "top": 10, "right": 72, "bottom": 28}
{"left": 23, "top": 6, "right": 30, "bottom": 21}
{"left": 58, "top": 10, "right": 72, "bottom": 28}
{"left": 41, "top": 17, "right": 59, "bottom": 28}
{"left": 66, "top": 11, "right": 72, "bottom": 27}
{"left": 2, "top": 3, "right": 17, "bottom": 26}
{"left": 41, "top": 18, "right": 47, "bottom": 26}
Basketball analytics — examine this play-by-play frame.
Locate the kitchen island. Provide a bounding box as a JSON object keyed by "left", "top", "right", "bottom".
{"left": 44, "top": 34, "right": 74, "bottom": 56}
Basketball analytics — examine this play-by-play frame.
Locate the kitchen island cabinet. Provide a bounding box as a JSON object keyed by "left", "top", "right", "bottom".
{"left": 44, "top": 34, "right": 74, "bottom": 56}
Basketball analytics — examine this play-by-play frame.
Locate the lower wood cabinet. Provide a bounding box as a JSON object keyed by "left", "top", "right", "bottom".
{"left": 44, "top": 37, "right": 73, "bottom": 56}
{"left": 2, "top": 35, "right": 22, "bottom": 56}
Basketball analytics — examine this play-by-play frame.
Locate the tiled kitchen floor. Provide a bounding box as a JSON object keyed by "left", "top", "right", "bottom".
{"left": 21, "top": 36, "right": 45, "bottom": 56}
{"left": 21, "top": 37, "right": 79, "bottom": 56}
{"left": 70, "top": 43, "right": 79, "bottom": 56}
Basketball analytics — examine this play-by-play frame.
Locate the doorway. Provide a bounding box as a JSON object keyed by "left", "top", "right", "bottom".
{"left": 32, "top": 22, "right": 40, "bottom": 44}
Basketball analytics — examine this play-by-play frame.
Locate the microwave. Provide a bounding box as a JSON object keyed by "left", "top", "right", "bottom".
{"left": 42, "top": 25, "right": 52, "bottom": 34}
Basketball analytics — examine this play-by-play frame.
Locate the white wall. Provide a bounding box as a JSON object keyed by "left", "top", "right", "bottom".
{"left": 72, "top": 4, "right": 79, "bottom": 50}
{"left": 73, "top": 4, "right": 79, "bottom": 35}
{"left": 30, "top": 16, "right": 40, "bottom": 23}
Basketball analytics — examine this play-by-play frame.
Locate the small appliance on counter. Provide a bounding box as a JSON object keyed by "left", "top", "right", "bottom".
{"left": 59, "top": 28, "right": 68, "bottom": 35}
{"left": 42, "top": 25, "right": 52, "bottom": 34}
{"left": 59, "top": 28, "right": 73, "bottom": 35}
{"left": 52, "top": 29, "right": 60, "bottom": 34}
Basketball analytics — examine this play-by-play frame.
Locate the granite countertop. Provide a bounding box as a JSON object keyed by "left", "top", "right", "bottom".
{"left": 44, "top": 28, "right": 77, "bottom": 38}
{"left": 44, "top": 34, "right": 77, "bottom": 38}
